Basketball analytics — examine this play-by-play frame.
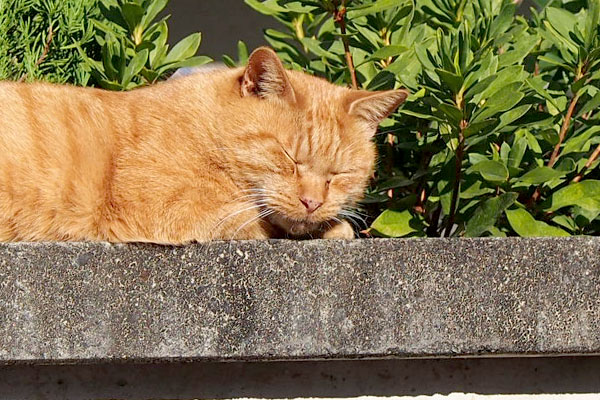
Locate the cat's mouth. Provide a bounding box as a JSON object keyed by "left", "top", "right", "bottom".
{"left": 266, "top": 212, "right": 323, "bottom": 236}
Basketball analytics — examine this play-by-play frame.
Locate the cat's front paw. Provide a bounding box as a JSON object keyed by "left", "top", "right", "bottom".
{"left": 321, "top": 220, "right": 355, "bottom": 239}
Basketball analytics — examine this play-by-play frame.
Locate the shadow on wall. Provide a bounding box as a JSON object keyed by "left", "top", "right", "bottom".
{"left": 1, "top": 357, "right": 600, "bottom": 399}
{"left": 165, "top": 0, "right": 278, "bottom": 59}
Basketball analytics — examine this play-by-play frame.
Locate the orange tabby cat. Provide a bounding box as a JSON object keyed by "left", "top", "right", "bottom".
{"left": 0, "top": 47, "right": 407, "bottom": 243}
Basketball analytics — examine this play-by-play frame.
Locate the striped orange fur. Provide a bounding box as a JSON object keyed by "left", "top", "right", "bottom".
{"left": 0, "top": 47, "right": 407, "bottom": 243}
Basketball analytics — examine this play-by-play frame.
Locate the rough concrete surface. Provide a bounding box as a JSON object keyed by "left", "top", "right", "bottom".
{"left": 0, "top": 237, "right": 599, "bottom": 364}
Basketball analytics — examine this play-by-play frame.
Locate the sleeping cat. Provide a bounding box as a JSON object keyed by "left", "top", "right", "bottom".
{"left": 0, "top": 47, "right": 407, "bottom": 243}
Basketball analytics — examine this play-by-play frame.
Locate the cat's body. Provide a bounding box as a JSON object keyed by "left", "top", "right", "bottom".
{"left": 0, "top": 48, "right": 407, "bottom": 243}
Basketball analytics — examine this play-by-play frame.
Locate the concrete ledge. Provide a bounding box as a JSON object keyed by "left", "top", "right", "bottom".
{"left": 0, "top": 237, "right": 598, "bottom": 364}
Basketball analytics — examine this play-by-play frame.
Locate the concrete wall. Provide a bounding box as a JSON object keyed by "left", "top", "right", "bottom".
{"left": 164, "top": 0, "right": 537, "bottom": 59}
{"left": 2, "top": 357, "right": 600, "bottom": 399}
{"left": 165, "top": 0, "right": 276, "bottom": 59}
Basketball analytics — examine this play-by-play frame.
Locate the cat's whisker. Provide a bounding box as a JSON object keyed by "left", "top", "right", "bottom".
{"left": 330, "top": 216, "right": 342, "bottom": 224}
{"left": 344, "top": 207, "right": 369, "bottom": 218}
{"left": 228, "top": 193, "right": 270, "bottom": 204}
{"left": 342, "top": 217, "right": 363, "bottom": 232}
{"left": 340, "top": 139, "right": 363, "bottom": 155}
{"left": 338, "top": 209, "right": 367, "bottom": 230}
{"left": 230, "top": 189, "right": 277, "bottom": 202}
{"left": 211, "top": 202, "right": 268, "bottom": 239}
{"left": 341, "top": 208, "right": 367, "bottom": 223}
{"left": 237, "top": 188, "right": 277, "bottom": 194}
{"left": 230, "top": 208, "right": 275, "bottom": 241}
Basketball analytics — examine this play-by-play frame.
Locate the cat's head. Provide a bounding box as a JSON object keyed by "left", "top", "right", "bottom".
{"left": 233, "top": 47, "right": 408, "bottom": 237}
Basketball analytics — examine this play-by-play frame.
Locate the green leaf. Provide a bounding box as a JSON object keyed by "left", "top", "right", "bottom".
{"left": 122, "top": 49, "right": 148, "bottom": 86}
{"left": 283, "top": 1, "right": 318, "bottom": 13}
{"left": 500, "top": 142, "right": 511, "bottom": 166}
{"left": 546, "top": 180, "right": 600, "bottom": 212}
{"left": 163, "top": 32, "right": 201, "bottom": 65}
{"left": 545, "top": 7, "right": 578, "bottom": 41}
{"left": 222, "top": 55, "right": 237, "bottom": 68}
{"left": 561, "top": 126, "right": 600, "bottom": 156}
{"left": 101, "top": 36, "right": 120, "bottom": 81}
{"left": 471, "top": 66, "right": 524, "bottom": 103}
{"left": 367, "top": 70, "right": 397, "bottom": 90}
{"left": 468, "top": 160, "right": 509, "bottom": 183}
{"left": 399, "top": 108, "right": 443, "bottom": 121}
{"left": 140, "top": 0, "right": 168, "bottom": 30}
{"left": 435, "top": 68, "right": 463, "bottom": 94}
{"left": 525, "top": 130, "right": 542, "bottom": 153}
{"left": 543, "top": 9, "right": 579, "bottom": 53}
{"left": 473, "top": 82, "right": 524, "bottom": 123}
{"left": 162, "top": 55, "right": 212, "bottom": 71}
{"left": 489, "top": 3, "right": 516, "bottom": 38}
{"left": 370, "top": 209, "right": 424, "bottom": 237}
{"left": 552, "top": 214, "right": 578, "bottom": 232}
{"left": 146, "top": 21, "right": 168, "bottom": 68}
{"left": 538, "top": 54, "right": 574, "bottom": 72}
{"left": 347, "top": 0, "right": 402, "bottom": 18}
{"left": 508, "top": 135, "right": 528, "bottom": 169}
{"left": 556, "top": 157, "right": 576, "bottom": 173}
{"left": 461, "top": 180, "right": 495, "bottom": 199}
{"left": 377, "top": 176, "right": 413, "bottom": 191}
{"left": 517, "top": 167, "right": 566, "bottom": 185}
{"left": 368, "top": 45, "right": 408, "bottom": 61}
{"left": 573, "top": 206, "right": 600, "bottom": 226}
{"left": 98, "top": 78, "right": 124, "bottom": 91}
{"left": 237, "top": 41, "right": 249, "bottom": 64}
{"left": 463, "top": 119, "right": 497, "bottom": 137}
{"left": 495, "top": 104, "right": 531, "bottom": 131}
{"left": 121, "top": 2, "right": 145, "bottom": 32}
{"left": 91, "top": 19, "right": 120, "bottom": 36}
{"left": 506, "top": 208, "right": 570, "bottom": 237}
{"left": 264, "top": 29, "right": 294, "bottom": 40}
{"left": 465, "top": 193, "right": 518, "bottom": 237}
{"left": 577, "top": 92, "right": 600, "bottom": 117}
{"left": 300, "top": 37, "right": 339, "bottom": 61}
{"left": 244, "top": 0, "right": 287, "bottom": 15}
{"left": 525, "top": 76, "right": 558, "bottom": 108}
{"left": 498, "top": 33, "right": 539, "bottom": 67}
{"left": 435, "top": 103, "right": 462, "bottom": 124}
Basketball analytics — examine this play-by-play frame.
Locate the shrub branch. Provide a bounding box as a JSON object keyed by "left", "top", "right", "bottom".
{"left": 18, "top": 24, "right": 54, "bottom": 82}
{"left": 572, "top": 144, "right": 600, "bottom": 183}
{"left": 548, "top": 92, "right": 581, "bottom": 168}
{"left": 333, "top": 2, "right": 358, "bottom": 89}
{"left": 444, "top": 121, "right": 466, "bottom": 237}
{"left": 530, "top": 89, "right": 581, "bottom": 204}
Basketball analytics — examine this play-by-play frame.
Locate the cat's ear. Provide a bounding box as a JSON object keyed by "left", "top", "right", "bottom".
{"left": 345, "top": 89, "right": 409, "bottom": 132}
{"left": 241, "top": 47, "right": 296, "bottom": 103}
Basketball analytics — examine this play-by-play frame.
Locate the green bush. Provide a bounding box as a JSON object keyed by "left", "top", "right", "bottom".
{"left": 243, "top": 0, "right": 600, "bottom": 237}
{"left": 0, "top": 0, "right": 100, "bottom": 85}
{"left": 0, "top": 0, "right": 210, "bottom": 88}
{"left": 81, "top": 0, "right": 211, "bottom": 90}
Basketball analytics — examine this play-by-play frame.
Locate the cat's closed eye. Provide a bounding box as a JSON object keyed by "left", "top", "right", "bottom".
{"left": 281, "top": 147, "right": 297, "bottom": 164}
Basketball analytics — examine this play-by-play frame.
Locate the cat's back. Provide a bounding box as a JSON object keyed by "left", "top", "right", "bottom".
{"left": 0, "top": 81, "right": 124, "bottom": 240}
{"left": 0, "top": 81, "right": 123, "bottom": 156}
{"left": 0, "top": 72, "right": 233, "bottom": 241}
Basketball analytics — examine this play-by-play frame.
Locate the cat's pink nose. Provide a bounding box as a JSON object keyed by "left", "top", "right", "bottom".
{"left": 300, "top": 197, "right": 323, "bottom": 213}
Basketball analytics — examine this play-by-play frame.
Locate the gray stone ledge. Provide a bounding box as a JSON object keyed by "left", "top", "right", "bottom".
{"left": 0, "top": 237, "right": 599, "bottom": 364}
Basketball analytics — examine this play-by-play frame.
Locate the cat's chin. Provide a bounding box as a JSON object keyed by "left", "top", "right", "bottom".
{"left": 266, "top": 213, "right": 323, "bottom": 237}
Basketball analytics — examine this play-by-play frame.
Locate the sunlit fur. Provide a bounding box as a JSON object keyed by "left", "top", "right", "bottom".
{"left": 0, "top": 47, "right": 407, "bottom": 243}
